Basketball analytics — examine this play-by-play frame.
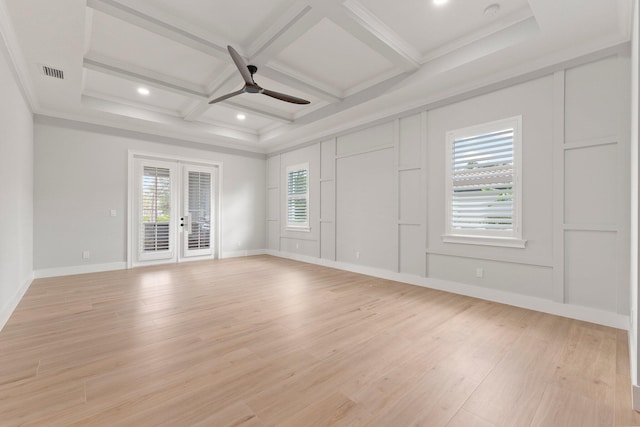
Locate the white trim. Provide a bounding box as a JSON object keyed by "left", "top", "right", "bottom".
{"left": 444, "top": 115, "right": 523, "bottom": 243}
{"left": 181, "top": 164, "right": 217, "bottom": 259}
{"left": 0, "top": 276, "right": 33, "bottom": 332}
{"left": 552, "top": 70, "right": 566, "bottom": 304}
{"left": 442, "top": 234, "right": 527, "bottom": 248}
{"left": 564, "top": 136, "right": 618, "bottom": 150}
{"left": 220, "top": 249, "right": 266, "bottom": 259}
{"left": 335, "top": 144, "right": 394, "bottom": 159}
{"left": 34, "top": 262, "right": 127, "bottom": 279}
{"left": 633, "top": 384, "right": 640, "bottom": 411}
{"left": 285, "top": 162, "right": 310, "bottom": 229}
{"left": 132, "top": 158, "right": 179, "bottom": 265}
{"left": 127, "top": 150, "right": 223, "bottom": 268}
{"left": 426, "top": 248, "right": 550, "bottom": 267}
{"left": 285, "top": 226, "right": 311, "bottom": 232}
{"left": 265, "top": 250, "right": 629, "bottom": 330}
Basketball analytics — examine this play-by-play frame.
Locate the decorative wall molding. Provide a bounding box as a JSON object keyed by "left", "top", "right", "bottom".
{"left": 34, "top": 262, "right": 127, "bottom": 279}
{"left": 220, "top": 249, "right": 267, "bottom": 259}
{"left": 266, "top": 250, "right": 629, "bottom": 330}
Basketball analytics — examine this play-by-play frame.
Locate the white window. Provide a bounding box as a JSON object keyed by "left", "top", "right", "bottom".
{"left": 443, "top": 116, "right": 525, "bottom": 248}
{"left": 286, "top": 163, "right": 309, "bottom": 229}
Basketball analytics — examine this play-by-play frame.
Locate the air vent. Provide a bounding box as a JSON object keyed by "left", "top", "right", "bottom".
{"left": 42, "top": 65, "right": 64, "bottom": 80}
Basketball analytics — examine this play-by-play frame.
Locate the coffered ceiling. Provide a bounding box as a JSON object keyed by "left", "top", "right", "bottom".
{"left": 0, "top": 0, "right": 633, "bottom": 153}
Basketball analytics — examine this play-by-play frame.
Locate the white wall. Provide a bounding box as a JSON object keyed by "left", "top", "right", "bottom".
{"left": 0, "top": 39, "right": 33, "bottom": 329}
{"left": 33, "top": 120, "right": 265, "bottom": 275}
{"left": 267, "top": 54, "right": 631, "bottom": 329}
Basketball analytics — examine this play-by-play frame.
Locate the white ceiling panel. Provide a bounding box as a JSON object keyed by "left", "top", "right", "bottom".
{"left": 135, "top": 0, "right": 297, "bottom": 47}
{"left": 88, "top": 10, "right": 226, "bottom": 86}
{"left": 274, "top": 18, "right": 395, "bottom": 93}
{"left": 84, "top": 69, "right": 191, "bottom": 114}
{"left": 358, "top": 0, "right": 532, "bottom": 58}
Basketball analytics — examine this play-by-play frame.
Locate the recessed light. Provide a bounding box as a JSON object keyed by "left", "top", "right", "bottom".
{"left": 236, "top": 113, "right": 246, "bottom": 120}
{"left": 137, "top": 87, "right": 150, "bottom": 96}
{"left": 433, "top": 0, "right": 448, "bottom": 5}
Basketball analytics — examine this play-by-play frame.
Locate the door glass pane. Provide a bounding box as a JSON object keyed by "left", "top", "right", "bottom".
{"left": 187, "top": 171, "right": 211, "bottom": 250}
{"left": 141, "top": 166, "right": 171, "bottom": 252}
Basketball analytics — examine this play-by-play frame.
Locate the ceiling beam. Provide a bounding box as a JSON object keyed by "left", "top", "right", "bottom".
{"left": 315, "top": 0, "right": 421, "bottom": 72}
{"left": 248, "top": 4, "right": 318, "bottom": 61}
{"left": 81, "top": 95, "right": 260, "bottom": 144}
{"left": 83, "top": 55, "right": 208, "bottom": 100}
{"left": 89, "top": 0, "right": 343, "bottom": 119}
{"left": 183, "top": 66, "right": 239, "bottom": 121}
{"left": 225, "top": 100, "right": 293, "bottom": 124}
{"left": 245, "top": 3, "right": 342, "bottom": 104}
{"left": 262, "top": 69, "right": 415, "bottom": 142}
{"left": 182, "top": 1, "right": 343, "bottom": 122}
{"left": 86, "top": 0, "right": 227, "bottom": 58}
{"left": 258, "top": 64, "right": 342, "bottom": 103}
{"left": 245, "top": 3, "right": 343, "bottom": 103}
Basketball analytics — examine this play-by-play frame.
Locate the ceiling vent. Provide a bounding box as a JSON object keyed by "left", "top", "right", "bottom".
{"left": 42, "top": 65, "right": 64, "bottom": 80}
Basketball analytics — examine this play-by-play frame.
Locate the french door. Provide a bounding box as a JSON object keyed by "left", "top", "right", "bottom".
{"left": 130, "top": 157, "right": 218, "bottom": 267}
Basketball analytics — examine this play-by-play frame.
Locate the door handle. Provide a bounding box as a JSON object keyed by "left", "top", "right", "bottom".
{"left": 186, "top": 214, "right": 193, "bottom": 235}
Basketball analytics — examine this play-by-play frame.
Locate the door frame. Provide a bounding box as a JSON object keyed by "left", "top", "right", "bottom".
{"left": 127, "top": 150, "right": 223, "bottom": 268}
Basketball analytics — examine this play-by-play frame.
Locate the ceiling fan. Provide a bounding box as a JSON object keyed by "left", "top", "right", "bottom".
{"left": 209, "top": 45, "right": 310, "bottom": 106}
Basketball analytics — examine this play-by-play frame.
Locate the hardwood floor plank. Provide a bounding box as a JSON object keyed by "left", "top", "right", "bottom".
{"left": 279, "top": 392, "right": 372, "bottom": 427}
{"left": 530, "top": 384, "right": 614, "bottom": 427}
{"left": 364, "top": 364, "right": 479, "bottom": 427}
{"left": 446, "top": 409, "right": 498, "bottom": 427}
{"left": 190, "top": 402, "right": 265, "bottom": 427}
{"left": 0, "top": 255, "right": 633, "bottom": 426}
{"left": 462, "top": 312, "right": 575, "bottom": 427}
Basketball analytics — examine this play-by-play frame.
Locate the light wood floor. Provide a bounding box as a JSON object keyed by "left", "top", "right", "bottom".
{"left": 1, "top": 255, "right": 639, "bottom": 426}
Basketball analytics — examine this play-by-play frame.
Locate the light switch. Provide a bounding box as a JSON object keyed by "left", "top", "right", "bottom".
{"left": 110, "top": 209, "right": 117, "bottom": 217}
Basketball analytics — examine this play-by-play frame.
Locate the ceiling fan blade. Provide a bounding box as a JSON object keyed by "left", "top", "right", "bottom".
{"left": 227, "top": 45, "right": 253, "bottom": 85}
{"left": 208, "top": 88, "right": 246, "bottom": 105}
{"left": 262, "top": 88, "right": 310, "bottom": 105}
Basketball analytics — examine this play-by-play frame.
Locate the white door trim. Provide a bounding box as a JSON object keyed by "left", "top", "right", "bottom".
{"left": 127, "top": 150, "right": 223, "bottom": 269}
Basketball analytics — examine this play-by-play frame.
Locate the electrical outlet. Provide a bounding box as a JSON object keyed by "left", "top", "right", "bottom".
{"left": 110, "top": 209, "right": 117, "bottom": 217}
{"left": 476, "top": 268, "right": 483, "bottom": 278}
{"left": 82, "top": 250, "right": 90, "bottom": 260}
{"left": 356, "top": 251, "right": 360, "bottom": 259}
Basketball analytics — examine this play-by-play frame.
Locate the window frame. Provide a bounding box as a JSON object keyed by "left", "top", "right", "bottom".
{"left": 442, "top": 116, "right": 525, "bottom": 248}
{"left": 285, "top": 162, "right": 310, "bottom": 231}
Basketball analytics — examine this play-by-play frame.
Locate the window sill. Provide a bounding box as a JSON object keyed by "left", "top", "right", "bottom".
{"left": 442, "top": 234, "right": 526, "bottom": 248}
{"left": 285, "top": 226, "right": 311, "bottom": 233}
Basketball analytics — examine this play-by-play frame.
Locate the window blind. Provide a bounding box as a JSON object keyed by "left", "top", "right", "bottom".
{"left": 141, "top": 166, "right": 171, "bottom": 252}
{"left": 187, "top": 171, "right": 211, "bottom": 250}
{"left": 287, "top": 166, "right": 308, "bottom": 226}
{"left": 451, "top": 128, "right": 514, "bottom": 231}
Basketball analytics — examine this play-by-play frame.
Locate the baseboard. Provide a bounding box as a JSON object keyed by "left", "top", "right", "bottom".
{"left": 0, "top": 275, "right": 33, "bottom": 332}
{"left": 35, "top": 252, "right": 268, "bottom": 277}
{"left": 633, "top": 385, "right": 640, "bottom": 411}
{"left": 220, "top": 249, "right": 267, "bottom": 259}
{"left": 34, "top": 262, "right": 127, "bottom": 278}
{"left": 265, "top": 250, "right": 629, "bottom": 330}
